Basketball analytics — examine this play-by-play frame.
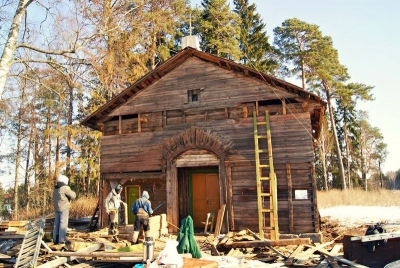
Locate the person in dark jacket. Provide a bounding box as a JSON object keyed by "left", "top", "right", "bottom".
{"left": 53, "top": 174, "right": 76, "bottom": 245}
{"left": 131, "top": 190, "right": 153, "bottom": 244}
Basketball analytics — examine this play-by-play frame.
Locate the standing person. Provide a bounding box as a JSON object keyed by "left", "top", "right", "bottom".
{"left": 131, "top": 190, "right": 153, "bottom": 244}
{"left": 104, "top": 183, "right": 126, "bottom": 236}
{"left": 53, "top": 174, "right": 76, "bottom": 245}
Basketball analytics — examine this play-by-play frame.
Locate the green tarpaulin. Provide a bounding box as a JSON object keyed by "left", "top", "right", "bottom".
{"left": 176, "top": 215, "right": 202, "bottom": 258}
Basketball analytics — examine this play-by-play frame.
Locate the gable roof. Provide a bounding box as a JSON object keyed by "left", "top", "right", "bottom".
{"left": 82, "top": 47, "right": 326, "bottom": 137}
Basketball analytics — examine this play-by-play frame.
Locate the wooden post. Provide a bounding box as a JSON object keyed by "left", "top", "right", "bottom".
{"left": 138, "top": 113, "right": 141, "bottom": 133}
{"left": 118, "top": 113, "right": 122, "bottom": 134}
{"left": 227, "top": 165, "right": 234, "bottom": 231}
{"left": 166, "top": 161, "right": 178, "bottom": 232}
{"left": 282, "top": 99, "right": 287, "bottom": 115}
{"left": 310, "top": 162, "right": 320, "bottom": 232}
{"left": 286, "top": 163, "right": 293, "bottom": 233}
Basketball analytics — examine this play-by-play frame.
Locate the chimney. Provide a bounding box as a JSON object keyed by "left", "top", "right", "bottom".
{"left": 181, "top": 35, "right": 200, "bottom": 50}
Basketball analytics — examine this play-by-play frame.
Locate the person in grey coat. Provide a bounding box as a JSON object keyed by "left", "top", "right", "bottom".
{"left": 104, "top": 184, "right": 126, "bottom": 236}
{"left": 53, "top": 174, "right": 76, "bottom": 245}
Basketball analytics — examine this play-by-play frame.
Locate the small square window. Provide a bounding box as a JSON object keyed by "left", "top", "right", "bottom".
{"left": 188, "top": 89, "right": 199, "bottom": 102}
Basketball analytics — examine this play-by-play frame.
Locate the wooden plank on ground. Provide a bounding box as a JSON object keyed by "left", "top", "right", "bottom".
{"left": 227, "top": 238, "right": 311, "bottom": 248}
{"left": 284, "top": 245, "right": 305, "bottom": 266}
{"left": 316, "top": 247, "right": 368, "bottom": 268}
{"left": 0, "top": 234, "right": 25, "bottom": 239}
{"left": 37, "top": 243, "right": 103, "bottom": 268}
{"left": 183, "top": 257, "right": 219, "bottom": 268}
{"left": 325, "top": 243, "right": 342, "bottom": 268}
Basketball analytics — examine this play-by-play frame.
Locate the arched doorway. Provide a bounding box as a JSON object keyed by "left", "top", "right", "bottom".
{"left": 162, "top": 128, "right": 233, "bottom": 232}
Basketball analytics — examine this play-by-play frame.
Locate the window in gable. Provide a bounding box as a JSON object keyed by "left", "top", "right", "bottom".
{"left": 188, "top": 89, "right": 199, "bottom": 102}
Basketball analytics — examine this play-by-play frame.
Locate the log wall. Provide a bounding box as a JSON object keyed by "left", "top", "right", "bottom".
{"left": 98, "top": 56, "right": 321, "bottom": 234}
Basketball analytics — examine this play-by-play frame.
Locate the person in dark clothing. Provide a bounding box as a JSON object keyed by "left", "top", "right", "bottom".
{"left": 53, "top": 174, "right": 76, "bottom": 245}
{"left": 131, "top": 190, "right": 153, "bottom": 244}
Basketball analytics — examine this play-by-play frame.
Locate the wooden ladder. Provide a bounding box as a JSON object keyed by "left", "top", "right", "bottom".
{"left": 15, "top": 215, "right": 46, "bottom": 268}
{"left": 253, "top": 111, "right": 279, "bottom": 240}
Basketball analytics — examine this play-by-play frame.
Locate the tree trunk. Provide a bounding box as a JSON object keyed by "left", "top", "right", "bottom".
{"left": 0, "top": 0, "right": 33, "bottom": 97}
{"left": 360, "top": 131, "right": 367, "bottom": 191}
{"left": 326, "top": 89, "right": 347, "bottom": 190}
{"left": 45, "top": 105, "right": 52, "bottom": 208}
{"left": 24, "top": 127, "right": 33, "bottom": 210}
{"left": 13, "top": 121, "right": 22, "bottom": 220}
{"left": 13, "top": 83, "right": 26, "bottom": 219}
{"left": 343, "top": 124, "right": 352, "bottom": 189}
{"left": 318, "top": 124, "right": 329, "bottom": 190}
{"left": 301, "top": 59, "right": 305, "bottom": 90}
{"left": 66, "top": 82, "right": 73, "bottom": 177}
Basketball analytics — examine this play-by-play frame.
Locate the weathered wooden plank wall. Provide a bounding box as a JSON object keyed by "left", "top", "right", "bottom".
{"left": 111, "top": 57, "right": 296, "bottom": 116}
{"left": 98, "top": 55, "right": 321, "bottom": 233}
{"left": 100, "top": 111, "right": 317, "bottom": 233}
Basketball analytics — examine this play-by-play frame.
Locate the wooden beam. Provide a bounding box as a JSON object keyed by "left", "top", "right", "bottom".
{"left": 286, "top": 163, "right": 293, "bottom": 233}
{"left": 138, "top": 113, "right": 141, "bottom": 133}
{"left": 227, "top": 166, "right": 234, "bottom": 231}
{"left": 282, "top": 99, "right": 287, "bottom": 115}
{"left": 48, "top": 251, "right": 144, "bottom": 258}
{"left": 226, "top": 238, "right": 311, "bottom": 248}
{"left": 118, "top": 113, "right": 121, "bottom": 134}
{"left": 214, "top": 204, "right": 226, "bottom": 237}
{"left": 0, "top": 234, "right": 25, "bottom": 239}
{"left": 316, "top": 247, "right": 368, "bottom": 268}
{"left": 37, "top": 243, "right": 102, "bottom": 268}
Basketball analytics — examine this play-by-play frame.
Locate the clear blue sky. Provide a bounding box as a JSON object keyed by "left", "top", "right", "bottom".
{"left": 192, "top": 0, "right": 400, "bottom": 173}
{"left": 1, "top": 1, "right": 398, "bottom": 189}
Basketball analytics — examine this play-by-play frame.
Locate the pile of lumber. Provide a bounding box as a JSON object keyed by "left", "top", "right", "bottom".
{"left": 217, "top": 229, "right": 311, "bottom": 249}
{"left": 119, "top": 213, "right": 168, "bottom": 241}
{"left": 0, "top": 221, "right": 29, "bottom": 233}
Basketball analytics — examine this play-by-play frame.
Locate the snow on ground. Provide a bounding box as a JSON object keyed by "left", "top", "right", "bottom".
{"left": 319, "top": 206, "right": 400, "bottom": 231}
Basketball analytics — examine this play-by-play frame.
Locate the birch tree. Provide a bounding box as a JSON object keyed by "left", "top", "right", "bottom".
{"left": 0, "top": 0, "right": 33, "bottom": 98}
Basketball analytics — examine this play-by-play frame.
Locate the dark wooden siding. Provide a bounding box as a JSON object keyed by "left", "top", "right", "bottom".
{"left": 100, "top": 111, "right": 317, "bottom": 233}
{"left": 98, "top": 56, "right": 320, "bottom": 234}
{"left": 111, "top": 57, "right": 297, "bottom": 116}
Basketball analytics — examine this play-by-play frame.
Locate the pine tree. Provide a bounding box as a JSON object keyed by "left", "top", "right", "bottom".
{"left": 273, "top": 18, "right": 322, "bottom": 90}
{"left": 233, "top": 0, "right": 278, "bottom": 74}
{"left": 274, "top": 18, "right": 354, "bottom": 190}
{"left": 197, "top": 0, "right": 241, "bottom": 60}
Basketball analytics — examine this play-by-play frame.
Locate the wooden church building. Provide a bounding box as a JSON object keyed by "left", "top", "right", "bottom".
{"left": 82, "top": 46, "right": 326, "bottom": 238}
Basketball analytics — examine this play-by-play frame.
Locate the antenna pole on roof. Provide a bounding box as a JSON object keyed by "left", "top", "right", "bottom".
{"left": 189, "top": 13, "right": 192, "bottom": 36}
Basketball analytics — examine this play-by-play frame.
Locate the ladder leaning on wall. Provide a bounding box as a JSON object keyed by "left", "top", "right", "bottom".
{"left": 253, "top": 111, "right": 279, "bottom": 240}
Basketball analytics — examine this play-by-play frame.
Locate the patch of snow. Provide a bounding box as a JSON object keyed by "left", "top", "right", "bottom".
{"left": 319, "top": 206, "right": 400, "bottom": 230}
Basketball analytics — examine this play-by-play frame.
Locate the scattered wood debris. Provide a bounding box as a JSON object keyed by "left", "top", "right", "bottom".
{"left": 1, "top": 217, "right": 397, "bottom": 268}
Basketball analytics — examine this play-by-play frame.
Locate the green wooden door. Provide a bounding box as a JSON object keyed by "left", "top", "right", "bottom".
{"left": 127, "top": 186, "right": 140, "bottom": 224}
